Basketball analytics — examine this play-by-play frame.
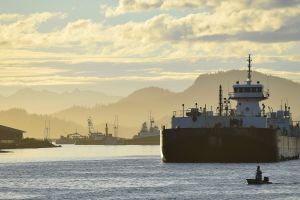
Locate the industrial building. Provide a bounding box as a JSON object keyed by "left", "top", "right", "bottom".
{"left": 0, "top": 125, "right": 24, "bottom": 145}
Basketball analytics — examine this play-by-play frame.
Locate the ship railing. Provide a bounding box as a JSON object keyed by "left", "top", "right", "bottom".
{"left": 172, "top": 109, "right": 217, "bottom": 118}
{"left": 173, "top": 109, "right": 207, "bottom": 117}
{"left": 172, "top": 110, "right": 186, "bottom": 117}
{"left": 172, "top": 109, "right": 268, "bottom": 118}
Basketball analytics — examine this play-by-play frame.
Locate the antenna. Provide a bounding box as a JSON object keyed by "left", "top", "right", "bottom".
{"left": 105, "top": 123, "right": 108, "bottom": 136}
{"left": 44, "top": 119, "right": 50, "bottom": 141}
{"left": 247, "top": 54, "right": 252, "bottom": 84}
{"left": 114, "top": 115, "right": 119, "bottom": 138}
{"left": 219, "top": 85, "right": 223, "bottom": 116}
{"left": 262, "top": 103, "right": 266, "bottom": 116}
{"left": 87, "top": 116, "right": 94, "bottom": 135}
{"left": 48, "top": 120, "right": 50, "bottom": 140}
{"left": 44, "top": 120, "right": 47, "bottom": 140}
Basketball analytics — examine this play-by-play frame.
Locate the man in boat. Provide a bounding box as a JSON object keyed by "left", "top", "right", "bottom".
{"left": 255, "top": 166, "right": 262, "bottom": 181}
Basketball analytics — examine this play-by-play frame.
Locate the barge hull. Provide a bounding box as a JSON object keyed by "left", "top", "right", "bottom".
{"left": 161, "top": 128, "right": 300, "bottom": 163}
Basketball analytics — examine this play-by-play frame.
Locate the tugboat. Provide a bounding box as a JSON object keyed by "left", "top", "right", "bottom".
{"left": 128, "top": 115, "right": 160, "bottom": 145}
{"left": 161, "top": 54, "right": 300, "bottom": 163}
{"left": 246, "top": 166, "right": 272, "bottom": 185}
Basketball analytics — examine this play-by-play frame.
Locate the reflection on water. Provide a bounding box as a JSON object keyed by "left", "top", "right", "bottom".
{"left": 0, "top": 145, "right": 160, "bottom": 163}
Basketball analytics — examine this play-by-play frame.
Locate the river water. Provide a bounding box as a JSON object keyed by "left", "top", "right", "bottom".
{"left": 0, "top": 145, "right": 299, "bottom": 200}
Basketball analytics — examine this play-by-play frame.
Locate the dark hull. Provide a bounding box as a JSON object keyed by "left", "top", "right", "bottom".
{"left": 246, "top": 179, "right": 272, "bottom": 185}
{"left": 75, "top": 138, "right": 126, "bottom": 145}
{"left": 161, "top": 128, "right": 300, "bottom": 163}
{"left": 75, "top": 139, "right": 105, "bottom": 145}
{"left": 55, "top": 139, "right": 76, "bottom": 144}
{"left": 127, "top": 135, "right": 159, "bottom": 145}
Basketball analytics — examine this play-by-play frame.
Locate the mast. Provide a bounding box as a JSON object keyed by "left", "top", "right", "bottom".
{"left": 114, "top": 115, "right": 118, "bottom": 138}
{"left": 150, "top": 112, "right": 154, "bottom": 129}
{"left": 44, "top": 119, "right": 50, "bottom": 140}
{"left": 219, "top": 85, "right": 223, "bottom": 116}
{"left": 87, "top": 117, "right": 94, "bottom": 135}
{"left": 247, "top": 54, "right": 252, "bottom": 84}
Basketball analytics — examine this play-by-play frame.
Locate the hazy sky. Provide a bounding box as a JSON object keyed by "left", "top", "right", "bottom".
{"left": 1, "top": 0, "right": 300, "bottom": 96}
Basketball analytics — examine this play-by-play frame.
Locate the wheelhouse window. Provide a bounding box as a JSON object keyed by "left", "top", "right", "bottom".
{"left": 234, "top": 87, "right": 263, "bottom": 93}
{"left": 257, "top": 87, "right": 262, "bottom": 92}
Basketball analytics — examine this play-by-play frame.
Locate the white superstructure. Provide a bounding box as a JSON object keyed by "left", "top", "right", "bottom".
{"left": 171, "top": 54, "right": 300, "bottom": 137}
{"left": 133, "top": 116, "right": 160, "bottom": 139}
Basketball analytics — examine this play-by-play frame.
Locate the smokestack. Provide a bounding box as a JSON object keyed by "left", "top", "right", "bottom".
{"left": 105, "top": 123, "right": 108, "bottom": 136}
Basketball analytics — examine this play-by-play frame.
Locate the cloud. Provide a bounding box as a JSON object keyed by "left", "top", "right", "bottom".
{"left": 3, "top": 65, "right": 300, "bottom": 87}
{"left": 0, "top": 66, "right": 67, "bottom": 77}
{"left": 0, "top": 14, "right": 23, "bottom": 22}
{"left": 103, "top": 0, "right": 164, "bottom": 17}
{"left": 0, "top": 12, "right": 66, "bottom": 48}
{"left": 103, "top": 0, "right": 217, "bottom": 17}
{"left": 1, "top": 4, "right": 300, "bottom": 65}
{"left": 111, "top": 4, "right": 300, "bottom": 43}
{"left": 0, "top": 64, "right": 100, "bottom": 86}
{"left": 0, "top": 63, "right": 203, "bottom": 86}
{"left": 0, "top": 72, "right": 200, "bottom": 86}
{"left": 103, "top": 0, "right": 300, "bottom": 17}
{"left": 0, "top": 75, "right": 98, "bottom": 86}
{"left": 255, "top": 67, "right": 300, "bottom": 82}
{"left": 0, "top": 4, "right": 300, "bottom": 87}
{"left": 250, "top": 0, "right": 300, "bottom": 9}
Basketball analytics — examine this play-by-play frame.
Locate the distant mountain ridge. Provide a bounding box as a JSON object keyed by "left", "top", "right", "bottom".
{"left": 52, "top": 70, "right": 300, "bottom": 138}
{"left": 0, "top": 108, "right": 86, "bottom": 139}
{"left": 1, "top": 70, "right": 300, "bottom": 139}
{"left": 0, "top": 88, "right": 122, "bottom": 114}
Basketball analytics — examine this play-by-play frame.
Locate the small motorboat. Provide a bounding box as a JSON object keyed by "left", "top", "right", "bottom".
{"left": 246, "top": 177, "right": 272, "bottom": 185}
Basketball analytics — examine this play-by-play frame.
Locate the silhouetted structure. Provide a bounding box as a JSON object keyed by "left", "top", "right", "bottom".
{"left": 128, "top": 114, "right": 160, "bottom": 145}
{"left": 0, "top": 125, "right": 24, "bottom": 145}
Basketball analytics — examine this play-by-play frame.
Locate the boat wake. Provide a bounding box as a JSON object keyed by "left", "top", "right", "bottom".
{"left": 272, "top": 182, "right": 300, "bottom": 185}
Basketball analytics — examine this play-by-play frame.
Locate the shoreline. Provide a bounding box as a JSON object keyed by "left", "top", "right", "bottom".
{"left": 0, "top": 150, "right": 10, "bottom": 153}
{"left": 0, "top": 138, "right": 61, "bottom": 150}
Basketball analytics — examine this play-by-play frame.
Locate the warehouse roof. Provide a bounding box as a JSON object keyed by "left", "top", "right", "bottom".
{"left": 0, "top": 125, "right": 25, "bottom": 133}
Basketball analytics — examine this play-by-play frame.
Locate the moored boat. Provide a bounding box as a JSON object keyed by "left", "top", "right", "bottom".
{"left": 128, "top": 115, "right": 160, "bottom": 145}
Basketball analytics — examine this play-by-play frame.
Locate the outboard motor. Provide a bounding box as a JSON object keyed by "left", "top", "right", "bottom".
{"left": 264, "top": 177, "right": 269, "bottom": 182}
